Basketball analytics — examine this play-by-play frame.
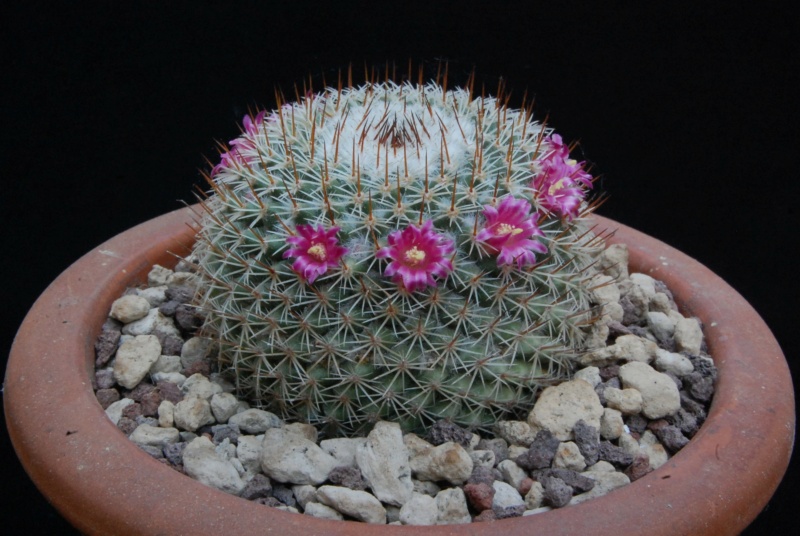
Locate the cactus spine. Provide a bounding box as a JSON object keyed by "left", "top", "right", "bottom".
{"left": 192, "top": 77, "right": 605, "bottom": 436}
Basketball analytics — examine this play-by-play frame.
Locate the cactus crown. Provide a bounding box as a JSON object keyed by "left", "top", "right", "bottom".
{"left": 192, "top": 77, "right": 605, "bottom": 436}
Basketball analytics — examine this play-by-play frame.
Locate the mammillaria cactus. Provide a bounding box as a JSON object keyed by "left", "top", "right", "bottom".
{"left": 191, "top": 72, "right": 606, "bottom": 436}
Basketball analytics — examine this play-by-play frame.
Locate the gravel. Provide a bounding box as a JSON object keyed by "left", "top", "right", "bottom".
{"left": 90, "top": 242, "right": 717, "bottom": 525}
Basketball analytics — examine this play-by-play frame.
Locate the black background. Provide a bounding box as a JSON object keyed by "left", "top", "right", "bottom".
{"left": 1, "top": 2, "right": 797, "bottom": 533}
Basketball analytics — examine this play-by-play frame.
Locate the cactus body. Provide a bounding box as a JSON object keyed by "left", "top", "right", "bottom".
{"left": 193, "top": 80, "right": 603, "bottom": 436}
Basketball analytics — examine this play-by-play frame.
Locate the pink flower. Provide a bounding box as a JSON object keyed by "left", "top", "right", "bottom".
{"left": 476, "top": 196, "right": 547, "bottom": 268}
{"left": 284, "top": 225, "right": 348, "bottom": 284}
{"left": 533, "top": 134, "right": 593, "bottom": 219}
{"left": 211, "top": 112, "right": 266, "bottom": 176}
{"left": 377, "top": 221, "right": 455, "bottom": 292}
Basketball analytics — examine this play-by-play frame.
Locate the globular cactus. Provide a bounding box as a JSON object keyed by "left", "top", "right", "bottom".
{"left": 192, "top": 73, "right": 606, "bottom": 436}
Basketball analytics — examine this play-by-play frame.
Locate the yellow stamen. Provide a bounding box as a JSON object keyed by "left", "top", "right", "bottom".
{"left": 404, "top": 246, "right": 426, "bottom": 265}
{"left": 307, "top": 244, "right": 327, "bottom": 261}
{"left": 496, "top": 223, "right": 524, "bottom": 237}
{"left": 548, "top": 178, "right": 566, "bottom": 196}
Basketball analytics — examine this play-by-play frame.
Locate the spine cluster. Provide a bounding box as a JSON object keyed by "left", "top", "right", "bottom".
{"left": 192, "top": 78, "right": 605, "bottom": 436}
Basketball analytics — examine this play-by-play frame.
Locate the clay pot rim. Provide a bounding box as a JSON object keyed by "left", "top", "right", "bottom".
{"left": 4, "top": 206, "right": 795, "bottom": 535}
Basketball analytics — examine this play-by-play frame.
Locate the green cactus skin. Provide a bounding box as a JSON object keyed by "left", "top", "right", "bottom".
{"left": 192, "top": 78, "right": 605, "bottom": 436}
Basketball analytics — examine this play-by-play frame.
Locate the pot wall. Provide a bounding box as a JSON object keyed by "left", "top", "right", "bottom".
{"left": 4, "top": 206, "right": 795, "bottom": 535}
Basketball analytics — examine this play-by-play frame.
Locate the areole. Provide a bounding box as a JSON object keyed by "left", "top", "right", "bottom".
{"left": 4, "top": 206, "right": 794, "bottom": 535}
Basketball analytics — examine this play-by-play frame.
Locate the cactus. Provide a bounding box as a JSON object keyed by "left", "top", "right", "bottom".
{"left": 191, "top": 74, "right": 606, "bottom": 436}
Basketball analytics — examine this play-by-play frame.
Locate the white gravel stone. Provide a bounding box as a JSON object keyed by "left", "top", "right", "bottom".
{"left": 570, "top": 471, "right": 630, "bottom": 505}
{"left": 210, "top": 392, "right": 240, "bottom": 423}
{"left": 618, "top": 433, "right": 640, "bottom": 458}
{"left": 524, "top": 480, "right": 545, "bottom": 509}
{"left": 573, "top": 366, "right": 602, "bottom": 387}
{"left": 399, "top": 492, "right": 438, "bottom": 525}
{"left": 182, "top": 436, "right": 245, "bottom": 495}
{"left": 640, "top": 431, "right": 669, "bottom": 469}
{"left": 646, "top": 311, "right": 676, "bottom": 342}
{"left": 182, "top": 373, "right": 222, "bottom": 400}
{"left": 619, "top": 361, "right": 681, "bottom": 419}
{"left": 604, "top": 387, "right": 643, "bottom": 415}
{"left": 229, "top": 409, "right": 282, "bottom": 434}
{"left": 130, "top": 424, "right": 180, "bottom": 447}
{"left": 498, "top": 459, "right": 530, "bottom": 490}
{"left": 316, "top": 485, "right": 387, "bottom": 524}
{"left": 284, "top": 422, "right": 317, "bottom": 442}
{"left": 105, "top": 398, "right": 135, "bottom": 425}
{"left": 166, "top": 271, "right": 200, "bottom": 289}
{"left": 150, "top": 354, "right": 181, "bottom": 374}
{"left": 654, "top": 348, "right": 694, "bottom": 376}
{"left": 320, "top": 437, "right": 367, "bottom": 467}
{"left": 469, "top": 449, "right": 496, "bottom": 469}
{"left": 261, "top": 427, "right": 338, "bottom": 485}
{"left": 492, "top": 480, "right": 525, "bottom": 508}
{"left": 236, "top": 435, "right": 263, "bottom": 474}
{"left": 600, "top": 408, "right": 625, "bottom": 440}
{"left": 113, "top": 335, "right": 161, "bottom": 389}
{"left": 150, "top": 371, "right": 186, "bottom": 386}
{"left": 613, "top": 334, "right": 658, "bottom": 363}
{"left": 122, "top": 308, "right": 181, "bottom": 339}
{"left": 356, "top": 421, "right": 413, "bottom": 506}
{"left": 180, "top": 336, "right": 214, "bottom": 369}
{"left": 303, "top": 502, "right": 344, "bottom": 520}
{"left": 109, "top": 294, "right": 151, "bottom": 323}
{"left": 586, "top": 460, "right": 617, "bottom": 473}
{"left": 413, "top": 479, "right": 441, "bottom": 497}
{"left": 136, "top": 285, "right": 168, "bottom": 307}
{"left": 494, "top": 420, "right": 537, "bottom": 447}
{"left": 552, "top": 441, "right": 587, "bottom": 471}
{"left": 292, "top": 484, "right": 318, "bottom": 509}
{"left": 157, "top": 400, "right": 175, "bottom": 428}
{"left": 434, "top": 487, "right": 471, "bottom": 525}
{"left": 674, "top": 316, "right": 704, "bottom": 354}
{"left": 629, "top": 273, "right": 657, "bottom": 302}
{"left": 173, "top": 395, "right": 215, "bottom": 432}
{"left": 408, "top": 440, "right": 473, "bottom": 485}
{"left": 589, "top": 273, "right": 621, "bottom": 305}
{"left": 528, "top": 379, "right": 604, "bottom": 441}
{"left": 147, "top": 264, "right": 173, "bottom": 287}
{"left": 600, "top": 243, "right": 629, "bottom": 280}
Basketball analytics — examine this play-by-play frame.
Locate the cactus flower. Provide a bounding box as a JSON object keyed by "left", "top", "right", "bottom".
{"left": 284, "top": 224, "right": 348, "bottom": 283}
{"left": 377, "top": 220, "right": 454, "bottom": 292}
{"left": 477, "top": 196, "right": 547, "bottom": 268}
{"left": 533, "top": 134, "right": 593, "bottom": 219}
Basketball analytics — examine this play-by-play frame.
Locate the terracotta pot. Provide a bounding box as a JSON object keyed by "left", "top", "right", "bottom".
{"left": 4, "top": 206, "right": 794, "bottom": 535}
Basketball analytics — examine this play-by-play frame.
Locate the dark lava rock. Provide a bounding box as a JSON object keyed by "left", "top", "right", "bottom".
{"left": 473, "top": 509, "right": 496, "bottom": 522}
{"left": 158, "top": 300, "right": 180, "bottom": 317}
{"left": 607, "top": 321, "right": 633, "bottom": 339}
{"left": 467, "top": 466, "right": 496, "bottom": 486}
{"left": 211, "top": 424, "right": 240, "bottom": 445}
{"left": 117, "top": 417, "right": 138, "bottom": 436}
{"left": 477, "top": 438, "right": 508, "bottom": 466}
{"left": 139, "top": 390, "right": 162, "bottom": 417}
{"left": 493, "top": 504, "right": 526, "bottom": 519}
{"left": 271, "top": 484, "right": 296, "bottom": 507}
{"left": 429, "top": 420, "right": 472, "bottom": 447}
{"left": 137, "top": 444, "right": 164, "bottom": 459}
{"left": 539, "top": 475, "right": 573, "bottom": 508}
{"left": 625, "top": 414, "right": 649, "bottom": 436}
{"left": 682, "top": 372, "right": 715, "bottom": 403}
{"left": 327, "top": 466, "right": 368, "bottom": 491}
{"left": 532, "top": 468, "right": 595, "bottom": 493}
{"left": 241, "top": 474, "right": 272, "bottom": 500}
{"left": 254, "top": 497, "right": 285, "bottom": 507}
{"left": 463, "top": 482, "right": 495, "bottom": 511}
{"left": 175, "top": 304, "right": 205, "bottom": 332}
{"left": 516, "top": 430, "right": 560, "bottom": 471}
{"left": 160, "top": 334, "right": 184, "bottom": 356}
{"left": 121, "top": 402, "right": 143, "bottom": 421}
{"left": 598, "top": 441, "right": 634, "bottom": 467}
{"left": 96, "top": 388, "right": 120, "bottom": 409}
{"left": 648, "top": 421, "right": 690, "bottom": 452}
{"left": 624, "top": 453, "right": 652, "bottom": 482}
{"left": 95, "top": 319, "right": 122, "bottom": 367}
{"left": 680, "top": 391, "right": 707, "bottom": 423}
{"left": 128, "top": 382, "right": 157, "bottom": 401}
{"left": 166, "top": 285, "right": 195, "bottom": 304}
{"left": 667, "top": 408, "right": 700, "bottom": 437}
{"left": 163, "top": 442, "right": 187, "bottom": 466}
{"left": 599, "top": 364, "right": 620, "bottom": 382}
{"left": 157, "top": 381, "right": 184, "bottom": 404}
{"left": 95, "top": 368, "right": 116, "bottom": 390}
{"left": 183, "top": 360, "right": 211, "bottom": 378}
{"left": 573, "top": 420, "right": 600, "bottom": 466}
